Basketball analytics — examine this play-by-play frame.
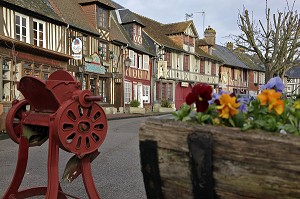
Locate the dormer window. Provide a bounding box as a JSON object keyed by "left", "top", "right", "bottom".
{"left": 97, "top": 6, "right": 108, "bottom": 29}
{"left": 184, "top": 35, "right": 194, "bottom": 47}
{"left": 133, "top": 24, "right": 142, "bottom": 44}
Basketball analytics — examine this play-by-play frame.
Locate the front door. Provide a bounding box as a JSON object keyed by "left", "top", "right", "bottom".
{"left": 175, "top": 83, "right": 192, "bottom": 110}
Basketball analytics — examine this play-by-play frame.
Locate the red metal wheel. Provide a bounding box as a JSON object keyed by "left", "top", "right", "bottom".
{"left": 54, "top": 100, "right": 108, "bottom": 157}
{"left": 5, "top": 100, "right": 30, "bottom": 144}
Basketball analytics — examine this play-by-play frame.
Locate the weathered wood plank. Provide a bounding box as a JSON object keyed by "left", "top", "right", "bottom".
{"left": 139, "top": 119, "right": 300, "bottom": 199}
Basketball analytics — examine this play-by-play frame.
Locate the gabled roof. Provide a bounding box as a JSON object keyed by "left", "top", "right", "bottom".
{"left": 285, "top": 67, "right": 300, "bottom": 78}
{"left": 49, "top": 0, "right": 100, "bottom": 35}
{"left": 0, "top": 0, "right": 64, "bottom": 23}
{"left": 117, "top": 9, "right": 145, "bottom": 27}
{"left": 285, "top": 61, "right": 300, "bottom": 78}
{"left": 133, "top": 13, "right": 221, "bottom": 62}
{"left": 212, "top": 45, "right": 249, "bottom": 69}
{"left": 111, "top": 10, "right": 155, "bottom": 56}
{"left": 195, "top": 47, "right": 223, "bottom": 62}
{"left": 133, "top": 13, "right": 182, "bottom": 51}
{"left": 162, "top": 20, "right": 199, "bottom": 37}
{"left": 233, "top": 51, "right": 265, "bottom": 71}
{"left": 77, "top": 0, "right": 116, "bottom": 9}
{"left": 110, "top": 13, "right": 129, "bottom": 45}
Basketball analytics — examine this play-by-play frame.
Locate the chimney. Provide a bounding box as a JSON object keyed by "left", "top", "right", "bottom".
{"left": 226, "top": 42, "right": 233, "bottom": 50}
{"left": 204, "top": 26, "right": 216, "bottom": 46}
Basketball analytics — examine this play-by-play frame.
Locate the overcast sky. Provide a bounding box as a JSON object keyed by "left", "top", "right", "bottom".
{"left": 113, "top": 0, "right": 299, "bottom": 46}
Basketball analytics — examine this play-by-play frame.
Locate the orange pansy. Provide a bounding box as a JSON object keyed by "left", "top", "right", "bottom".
{"left": 217, "top": 94, "right": 240, "bottom": 119}
{"left": 257, "top": 89, "right": 284, "bottom": 115}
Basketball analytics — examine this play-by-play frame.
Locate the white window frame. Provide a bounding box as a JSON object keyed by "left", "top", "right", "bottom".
{"left": 143, "top": 85, "right": 150, "bottom": 103}
{"left": 138, "top": 54, "right": 142, "bottom": 69}
{"left": 129, "top": 50, "right": 137, "bottom": 67}
{"left": 253, "top": 71, "right": 258, "bottom": 84}
{"left": 143, "top": 55, "right": 149, "bottom": 70}
{"left": 15, "top": 13, "right": 29, "bottom": 43}
{"left": 33, "top": 19, "right": 46, "bottom": 48}
{"left": 124, "top": 81, "right": 132, "bottom": 104}
{"left": 205, "top": 60, "right": 211, "bottom": 75}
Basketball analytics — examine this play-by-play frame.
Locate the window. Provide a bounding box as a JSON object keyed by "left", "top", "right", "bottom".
{"left": 184, "top": 35, "right": 189, "bottom": 45}
{"left": 189, "top": 36, "right": 194, "bottom": 47}
{"left": 161, "top": 83, "right": 172, "bottom": 100}
{"left": 167, "top": 83, "right": 172, "bottom": 100}
{"left": 33, "top": 19, "right": 45, "bottom": 47}
{"left": 15, "top": 13, "right": 29, "bottom": 43}
{"left": 243, "top": 69, "right": 248, "bottom": 82}
{"left": 143, "top": 85, "right": 150, "bottom": 103}
{"left": 99, "top": 42, "right": 108, "bottom": 61}
{"left": 137, "top": 54, "right": 142, "bottom": 69}
{"left": 205, "top": 61, "right": 211, "bottom": 75}
{"left": 183, "top": 54, "right": 189, "bottom": 71}
{"left": 98, "top": 78, "right": 106, "bottom": 102}
{"left": 253, "top": 71, "right": 258, "bottom": 84}
{"left": 97, "top": 7, "right": 108, "bottom": 29}
{"left": 165, "top": 51, "right": 171, "bottom": 68}
{"left": 143, "top": 55, "right": 149, "bottom": 70}
{"left": 129, "top": 50, "right": 136, "bottom": 67}
{"left": 124, "top": 81, "right": 132, "bottom": 104}
{"left": 200, "top": 59, "right": 205, "bottom": 74}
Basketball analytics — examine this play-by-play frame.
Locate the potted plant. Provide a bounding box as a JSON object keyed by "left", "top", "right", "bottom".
{"left": 139, "top": 77, "right": 300, "bottom": 199}
{"left": 129, "top": 99, "right": 145, "bottom": 114}
{"left": 158, "top": 99, "right": 175, "bottom": 112}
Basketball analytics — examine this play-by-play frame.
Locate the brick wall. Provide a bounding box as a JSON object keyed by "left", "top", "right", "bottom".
{"left": 81, "top": 4, "right": 97, "bottom": 27}
{"left": 168, "top": 35, "right": 183, "bottom": 47}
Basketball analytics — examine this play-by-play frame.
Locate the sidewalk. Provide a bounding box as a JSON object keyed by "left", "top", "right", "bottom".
{"left": 0, "top": 112, "right": 170, "bottom": 140}
{"left": 106, "top": 111, "right": 171, "bottom": 120}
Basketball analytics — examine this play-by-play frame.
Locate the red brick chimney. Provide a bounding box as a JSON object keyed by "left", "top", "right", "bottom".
{"left": 204, "top": 26, "right": 216, "bottom": 46}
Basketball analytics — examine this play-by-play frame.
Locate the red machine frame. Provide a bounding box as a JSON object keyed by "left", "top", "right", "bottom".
{"left": 2, "top": 70, "right": 107, "bottom": 199}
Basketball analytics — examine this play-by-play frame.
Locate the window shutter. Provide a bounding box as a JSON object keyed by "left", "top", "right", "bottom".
{"left": 129, "top": 50, "right": 134, "bottom": 67}
{"left": 143, "top": 55, "right": 149, "bottom": 70}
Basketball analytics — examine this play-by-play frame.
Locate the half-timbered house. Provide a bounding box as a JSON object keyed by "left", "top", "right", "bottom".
{"left": 134, "top": 15, "right": 222, "bottom": 110}
{"left": 0, "top": 0, "right": 71, "bottom": 112}
{"left": 111, "top": 7, "right": 155, "bottom": 112}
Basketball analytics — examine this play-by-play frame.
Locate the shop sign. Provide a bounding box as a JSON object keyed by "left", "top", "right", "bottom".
{"left": 71, "top": 38, "right": 82, "bottom": 60}
{"left": 181, "top": 82, "right": 189, "bottom": 87}
{"left": 85, "top": 63, "right": 106, "bottom": 74}
{"left": 85, "top": 53, "right": 101, "bottom": 64}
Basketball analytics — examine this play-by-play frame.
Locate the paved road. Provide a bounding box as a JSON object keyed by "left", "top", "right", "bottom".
{"left": 0, "top": 116, "right": 168, "bottom": 198}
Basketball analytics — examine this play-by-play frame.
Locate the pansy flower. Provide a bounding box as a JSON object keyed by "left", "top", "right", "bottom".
{"left": 257, "top": 89, "right": 284, "bottom": 115}
{"left": 217, "top": 93, "right": 240, "bottom": 118}
{"left": 186, "top": 83, "right": 212, "bottom": 112}
{"left": 294, "top": 99, "right": 300, "bottom": 110}
{"left": 260, "top": 76, "right": 284, "bottom": 93}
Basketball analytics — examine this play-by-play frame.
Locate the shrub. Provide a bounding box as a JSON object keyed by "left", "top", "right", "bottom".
{"left": 130, "top": 99, "right": 140, "bottom": 107}
{"left": 161, "top": 99, "right": 172, "bottom": 108}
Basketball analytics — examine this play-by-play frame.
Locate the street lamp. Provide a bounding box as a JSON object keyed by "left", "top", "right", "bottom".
{"left": 124, "top": 57, "right": 132, "bottom": 67}
{"left": 122, "top": 57, "right": 131, "bottom": 113}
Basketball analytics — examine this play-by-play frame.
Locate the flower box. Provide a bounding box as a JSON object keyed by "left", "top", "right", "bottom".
{"left": 158, "top": 107, "right": 175, "bottom": 113}
{"left": 129, "top": 107, "right": 145, "bottom": 114}
{"left": 139, "top": 118, "right": 300, "bottom": 199}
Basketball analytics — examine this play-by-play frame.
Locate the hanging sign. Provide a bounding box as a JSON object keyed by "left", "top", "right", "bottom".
{"left": 71, "top": 38, "right": 82, "bottom": 60}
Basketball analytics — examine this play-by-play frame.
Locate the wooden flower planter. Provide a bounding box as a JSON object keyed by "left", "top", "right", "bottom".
{"left": 139, "top": 118, "right": 300, "bottom": 199}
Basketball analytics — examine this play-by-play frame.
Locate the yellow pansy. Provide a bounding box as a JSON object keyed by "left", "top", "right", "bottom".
{"left": 217, "top": 94, "right": 240, "bottom": 119}
{"left": 257, "top": 89, "right": 284, "bottom": 115}
{"left": 294, "top": 100, "right": 300, "bottom": 109}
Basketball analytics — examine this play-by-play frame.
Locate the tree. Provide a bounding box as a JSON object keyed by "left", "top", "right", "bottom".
{"left": 236, "top": 0, "right": 300, "bottom": 81}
